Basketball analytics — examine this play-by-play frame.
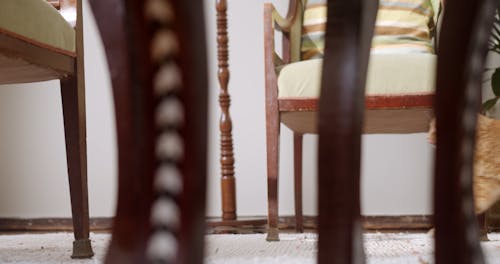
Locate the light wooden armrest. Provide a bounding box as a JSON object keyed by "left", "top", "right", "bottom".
{"left": 264, "top": 0, "right": 303, "bottom": 67}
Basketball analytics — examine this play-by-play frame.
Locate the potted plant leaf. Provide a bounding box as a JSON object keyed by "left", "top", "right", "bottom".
{"left": 483, "top": 9, "right": 500, "bottom": 113}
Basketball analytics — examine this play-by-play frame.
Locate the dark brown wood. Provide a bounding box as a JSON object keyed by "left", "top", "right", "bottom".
{"left": 89, "top": 0, "right": 208, "bottom": 263}
{"left": 0, "top": 215, "right": 432, "bottom": 233}
{"left": 216, "top": 0, "right": 237, "bottom": 221}
{"left": 60, "top": 73, "right": 93, "bottom": 259}
{"left": 0, "top": 218, "right": 112, "bottom": 232}
{"left": 208, "top": 215, "right": 433, "bottom": 234}
{"left": 433, "top": 0, "right": 499, "bottom": 263}
{"left": 61, "top": 0, "right": 92, "bottom": 258}
{"left": 317, "top": 0, "right": 378, "bottom": 263}
{"left": 293, "top": 133, "right": 303, "bottom": 233}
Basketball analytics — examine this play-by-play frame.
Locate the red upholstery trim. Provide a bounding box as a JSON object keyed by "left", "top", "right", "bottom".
{"left": 279, "top": 93, "right": 434, "bottom": 111}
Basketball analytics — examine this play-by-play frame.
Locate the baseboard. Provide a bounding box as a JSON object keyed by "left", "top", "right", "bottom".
{"left": 0, "top": 217, "right": 113, "bottom": 232}
{"left": 0, "top": 215, "right": 432, "bottom": 233}
{"left": 207, "top": 215, "right": 433, "bottom": 232}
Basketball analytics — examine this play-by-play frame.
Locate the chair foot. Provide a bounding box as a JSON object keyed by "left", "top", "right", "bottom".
{"left": 266, "top": 227, "right": 280, "bottom": 241}
{"left": 71, "top": 238, "right": 94, "bottom": 259}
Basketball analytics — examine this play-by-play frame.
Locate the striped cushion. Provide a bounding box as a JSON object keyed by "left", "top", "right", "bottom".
{"left": 300, "top": 0, "right": 441, "bottom": 59}
{"left": 372, "top": 0, "right": 437, "bottom": 53}
{"left": 301, "top": 0, "right": 327, "bottom": 60}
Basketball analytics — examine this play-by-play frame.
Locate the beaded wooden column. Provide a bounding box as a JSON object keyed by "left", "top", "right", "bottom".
{"left": 433, "top": 0, "right": 499, "bottom": 263}
{"left": 89, "top": 0, "right": 208, "bottom": 263}
{"left": 317, "top": 0, "right": 377, "bottom": 263}
{"left": 216, "top": 0, "right": 237, "bottom": 220}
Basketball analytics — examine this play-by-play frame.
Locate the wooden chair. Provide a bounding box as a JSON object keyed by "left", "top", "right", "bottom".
{"left": 264, "top": 0, "right": 439, "bottom": 241}
{"left": 89, "top": 0, "right": 208, "bottom": 263}
{"left": 0, "top": 0, "right": 92, "bottom": 258}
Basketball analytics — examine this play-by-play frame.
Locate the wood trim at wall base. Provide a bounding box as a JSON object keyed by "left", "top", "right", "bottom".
{"left": 0, "top": 215, "right": 432, "bottom": 233}
{"left": 0, "top": 218, "right": 113, "bottom": 232}
{"left": 207, "top": 215, "right": 433, "bottom": 231}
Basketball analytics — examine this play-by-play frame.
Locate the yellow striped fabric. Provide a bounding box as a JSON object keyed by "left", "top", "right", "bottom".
{"left": 300, "top": 0, "right": 441, "bottom": 59}
{"left": 373, "top": 0, "right": 437, "bottom": 53}
{"left": 301, "top": 0, "right": 327, "bottom": 60}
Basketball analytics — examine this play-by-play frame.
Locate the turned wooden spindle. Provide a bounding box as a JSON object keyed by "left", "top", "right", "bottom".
{"left": 216, "top": 0, "right": 237, "bottom": 221}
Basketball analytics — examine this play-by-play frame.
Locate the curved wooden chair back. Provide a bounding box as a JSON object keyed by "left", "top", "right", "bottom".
{"left": 88, "top": 0, "right": 208, "bottom": 263}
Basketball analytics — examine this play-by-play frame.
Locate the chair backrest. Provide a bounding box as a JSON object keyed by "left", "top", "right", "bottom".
{"left": 89, "top": 0, "right": 208, "bottom": 262}
{"left": 284, "top": 0, "right": 305, "bottom": 63}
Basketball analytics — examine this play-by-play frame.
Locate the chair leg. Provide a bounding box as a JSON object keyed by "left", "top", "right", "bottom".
{"left": 266, "top": 108, "right": 280, "bottom": 241}
{"left": 478, "top": 213, "right": 489, "bottom": 241}
{"left": 60, "top": 75, "right": 94, "bottom": 259}
{"left": 294, "top": 133, "right": 303, "bottom": 233}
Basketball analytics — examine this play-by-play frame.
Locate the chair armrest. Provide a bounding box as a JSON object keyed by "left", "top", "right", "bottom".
{"left": 264, "top": 1, "right": 303, "bottom": 66}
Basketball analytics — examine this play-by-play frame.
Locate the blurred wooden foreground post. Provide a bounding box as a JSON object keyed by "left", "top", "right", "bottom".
{"left": 317, "top": 0, "right": 378, "bottom": 263}
{"left": 89, "top": 0, "right": 209, "bottom": 263}
{"left": 217, "top": 0, "right": 237, "bottom": 221}
{"left": 433, "top": 0, "right": 499, "bottom": 263}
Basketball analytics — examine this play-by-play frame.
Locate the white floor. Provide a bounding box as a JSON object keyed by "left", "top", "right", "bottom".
{"left": 1, "top": 232, "right": 500, "bottom": 263}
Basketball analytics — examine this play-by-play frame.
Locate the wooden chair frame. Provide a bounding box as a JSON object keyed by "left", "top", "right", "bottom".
{"left": 264, "top": 0, "right": 435, "bottom": 241}
{"left": 0, "top": 0, "right": 92, "bottom": 258}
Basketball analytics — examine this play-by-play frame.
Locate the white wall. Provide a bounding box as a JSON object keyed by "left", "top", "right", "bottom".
{"left": 0, "top": 0, "right": 116, "bottom": 217}
{"left": 204, "top": 0, "right": 434, "bottom": 217}
{"left": 0, "top": 0, "right": 438, "bottom": 219}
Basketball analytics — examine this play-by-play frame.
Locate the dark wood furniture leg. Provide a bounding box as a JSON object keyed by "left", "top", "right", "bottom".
{"left": 60, "top": 74, "right": 93, "bottom": 259}
{"left": 89, "top": 0, "right": 208, "bottom": 263}
{"left": 433, "top": 0, "right": 498, "bottom": 263}
{"left": 317, "top": 0, "right": 377, "bottom": 263}
{"left": 478, "top": 213, "right": 489, "bottom": 241}
{"left": 294, "top": 133, "right": 303, "bottom": 233}
{"left": 216, "top": 0, "right": 237, "bottom": 221}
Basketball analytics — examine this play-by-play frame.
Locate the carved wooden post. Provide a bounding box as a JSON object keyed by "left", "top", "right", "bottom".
{"left": 216, "top": 0, "right": 237, "bottom": 220}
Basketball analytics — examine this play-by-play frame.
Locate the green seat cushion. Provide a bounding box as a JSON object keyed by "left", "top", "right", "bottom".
{"left": 278, "top": 53, "right": 436, "bottom": 98}
{"left": 0, "top": 0, "right": 75, "bottom": 53}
